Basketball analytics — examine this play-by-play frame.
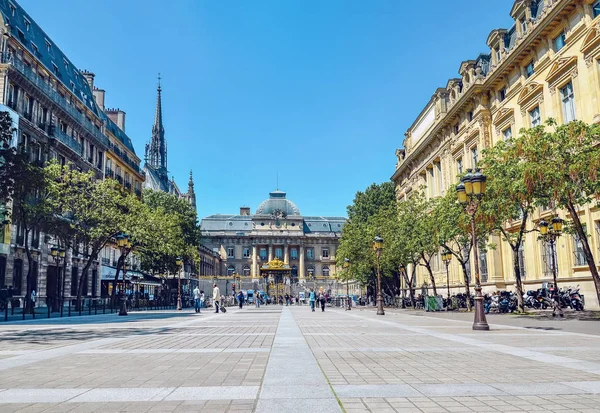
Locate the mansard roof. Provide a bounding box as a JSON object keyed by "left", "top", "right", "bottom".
{"left": 0, "top": 0, "right": 99, "bottom": 116}
{"left": 106, "top": 117, "right": 136, "bottom": 155}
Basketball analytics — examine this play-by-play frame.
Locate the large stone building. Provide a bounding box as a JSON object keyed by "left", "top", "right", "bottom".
{"left": 0, "top": 0, "right": 146, "bottom": 307}
{"left": 392, "top": 0, "right": 600, "bottom": 308}
{"left": 200, "top": 189, "right": 345, "bottom": 293}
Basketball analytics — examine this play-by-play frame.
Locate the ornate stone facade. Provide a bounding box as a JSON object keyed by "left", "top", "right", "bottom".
{"left": 392, "top": 0, "right": 600, "bottom": 308}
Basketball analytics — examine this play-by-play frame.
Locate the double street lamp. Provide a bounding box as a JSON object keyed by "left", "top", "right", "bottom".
{"left": 343, "top": 258, "right": 351, "bottom": 311}
{"left": 116, "top": 234, "right": 132, "bottom": 316}
{"left": 441, "top": 249, "right": 452, "bottom": 311}
{"left": 176, "top": 257, "right": 183, "bottom": 310}
{"left": 372, "top": 236, "right": 384, "bottom": 316}
{"left": 456, "top": 168, "right": 489, "bottom": 331}
{"left": 50, "top": 246, "right": 66, "bottom": 316}
{"left": 539, "top": 217, "right": 563, "bottom": 295}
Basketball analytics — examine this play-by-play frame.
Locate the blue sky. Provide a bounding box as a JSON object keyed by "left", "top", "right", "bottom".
{"left": 20, "top": 0, "right": 514, "bottom": 218}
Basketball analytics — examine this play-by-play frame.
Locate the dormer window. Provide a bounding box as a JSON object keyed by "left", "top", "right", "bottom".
{"left": 24, "top": 18, "right": 30, "bottom": 32}
{"left": 70, "top": 81, "right": 75, "bottom": 90}
{"left": 520, "top": 19, "right": 527, "bottom": 35}
{"left": 467, "top": 111, "right": 473, "bottom": 122}
{"left": 9, "top": 2, "right": 16, "bottom": 16}
{"left": 45, "top": 39, "right": 51, "bottom": 53}
{"left": 594, "top": 0, "right": 600, "bottom": 18}
{"left": 453, "top": 124, "right": 459, "bottom": 135}
{"left": 63, "top": 58, "right": 69, "bottom": 69}
{"left": 30, "top": 42, "right": 38, "bottom": 55}
{"left": 52, "top": 63, "right": 58, "bottom": 75}
{"left": 525, "top": 61, "right": 535, "bottom": 78}
{"left": 495, "top": 48, "right": 501, "bottom": 62}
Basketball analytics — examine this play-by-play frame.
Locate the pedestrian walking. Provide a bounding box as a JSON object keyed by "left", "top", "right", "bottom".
{"left": 309, "top": 289, "right": 316, "bottom": 312}
{"left": 238, "top": 290, "right": 244, "bottom": 309}
{"left": 193, "top": 286, "right": 201, "bottom": 313}
{"left": 285, "top": 293, "right": 290, "bottom": 306}
{"left": 319, "top": 292, "right": 326, "bottom": 312}
{"left": 213, "top": 284, "right": 221, "bottom": 313}
{"left": 255, "top": 290, "right": 260, "bottom": 308}
{"left": 200, "top": 290, "right": 205, "bottom": 310}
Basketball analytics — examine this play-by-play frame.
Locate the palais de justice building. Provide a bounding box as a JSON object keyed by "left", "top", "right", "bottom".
{"left": 200, "top": 190, "right": 345, "bottom": 288}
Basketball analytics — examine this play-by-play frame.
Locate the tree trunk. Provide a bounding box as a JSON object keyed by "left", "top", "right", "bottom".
{"left": 23, "top": 229, "right": 33, "bottom": 313}
{"left": 402, "top": 268, "right": 415, "bottom": 308}
{"left": 425, "top": 263, "right": 437, "bottom": 296}
{"left": 566, "top": 200, "right": 600, "bottom": 306}
{"left": 77, "top": 253, "right": 96, "bottom": 311}
{"left": 512, "top": 248, "right": 525, "bottom": 313}
{"left": 460, "top": 261, "right": 472, "bottom": 311}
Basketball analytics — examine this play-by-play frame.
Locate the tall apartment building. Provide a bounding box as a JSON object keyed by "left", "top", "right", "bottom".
{"left": 0, "top": 0, "right": 144, "bottom": 307}
{"left": 392, "top": 0, "right": 600, "bottom": 308}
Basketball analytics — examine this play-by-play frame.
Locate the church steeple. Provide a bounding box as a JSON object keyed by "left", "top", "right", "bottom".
{"left": 187, "top": 170, "right": 196, "bottom": 210}
{"left": 146, "top": 73, "right": 167, "bottom": 172}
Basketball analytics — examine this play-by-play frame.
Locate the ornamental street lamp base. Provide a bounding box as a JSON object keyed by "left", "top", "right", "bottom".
{"left": 177, "top": 297, "right": 182, "bottom": 311}
{"left": 118, "top": 298, "right": 128, "bottom": 316}
{"left": 472, "top": 289, "right": 489, "bottom": 331}
{"left": 376, "top": 297, "right": 385, "bottom": 315}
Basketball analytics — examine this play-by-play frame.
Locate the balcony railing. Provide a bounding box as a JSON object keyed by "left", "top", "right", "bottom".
{"left": 105, "top": 167, "right": 114, "bottom": 178}
{"left": 5, "top": 54, "right": 110, "bottom": 149}
{"left": 108, "top": 142, "right": 142, "bottom": 174}
{"left": 51, "top": 126, "right": 83, "bottom": 154}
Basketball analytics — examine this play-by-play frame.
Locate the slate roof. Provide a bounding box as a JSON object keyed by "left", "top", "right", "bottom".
{"left": 106, "top": 117, "right": 136, "bottom": 155}
{"left": 0, "top": 0, "right": 99, "bottom": 116}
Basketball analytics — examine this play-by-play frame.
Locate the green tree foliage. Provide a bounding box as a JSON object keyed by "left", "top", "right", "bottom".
{"left": 480, "top": 138, "right": 539, "bottom": 312}
{"left": 0, "top": 111, "right": 20, "bottom": 203}
{"left": 517, "top": 119, "right": 600, "bottom": 305}
{"left": 347, "top": 181, "right": 396, "bottom": 223}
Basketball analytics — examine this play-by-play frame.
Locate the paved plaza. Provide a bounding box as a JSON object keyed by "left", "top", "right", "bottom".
{"left": 1, "top": 307, "right": 600, "bottom": 412}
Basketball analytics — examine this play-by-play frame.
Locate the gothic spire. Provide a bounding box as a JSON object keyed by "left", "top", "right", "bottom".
{"left": 148, "top": 73, "right": 167, "bottom": 172}
{"left": 187, "top": 170, "right": 197, "bottom": 210}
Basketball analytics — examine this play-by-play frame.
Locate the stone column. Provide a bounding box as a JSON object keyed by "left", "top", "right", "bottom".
{"left": 299, "top": 246, "right": 305, "bottom": 280}
{"left": 268, "top": 245, "right": 273, "bottom": 262}
{"left": 284, "top": 244, "right": 289, "bottom": 264}
{"left": 251, "top": 245, "right": 257, "bottom": 278}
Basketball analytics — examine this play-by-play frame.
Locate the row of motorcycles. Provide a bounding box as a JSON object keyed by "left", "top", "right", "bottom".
{"left": 484, "top": 284, "right": 585, "bottom": 313}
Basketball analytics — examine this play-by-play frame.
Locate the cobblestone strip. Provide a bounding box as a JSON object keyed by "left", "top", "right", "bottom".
{"left": 255, "top": 307, "right": 342, "bottom": 413}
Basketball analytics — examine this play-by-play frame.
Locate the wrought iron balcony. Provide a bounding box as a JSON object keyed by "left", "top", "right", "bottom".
{"left": 6, "top": 54, "right": 110, "bottom": 149}
{"left": 50, "top": 126, "right": 83, "bottom": 155}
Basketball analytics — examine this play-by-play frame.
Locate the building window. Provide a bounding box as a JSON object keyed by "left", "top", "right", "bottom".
{"left": 227, "top": 265, "right": 235, "bottom": 276}
{"left": 471, "top": 147, "right": 478, "bottom": 168}
{"left": 479, "top": 248, "right": 488, "bottom": 283}
{"left": 242, "top": 265, "right": 250, "bottom": 277}
{"left": 323, "top": 266, "right": 330, "bottom": 277}
{"left": 467, "top": 111, "right": 473, "bottom": 122}
{"left": 322, "top": 248, "right": 329, "bottom": 259}
{"left": 227, "top": 247, "right": 234, "bottom": 259}
{"left": 503, "top": 127, "right": 512, "bottom": 141}
{"left": 594, "top": 0, "right": 600, "bottom": 18}
{"left": 306, "top": 248, "right": 314, "bottom": 260}
{"left": 521, "top": 19, "right": 527, "bottom": 34}
{"left": 71, "top": 266, "right": 78, "bottom": 297}
{"left": 573, "top": 224, "right": 588, "bottom": 266}
{"left": 499, "top": 87, "right": 507, "bottom": 102}
{"left": 24, "top": 18, "right": 30, "bottom": 32}
{"left": 9, "top": 3, "right": 15, "bottom": 16}
{"left": 553, "top": 32, "right": 566, "bottom": 52}
{"left": 13, "top": 259, "right": 22, "bottom": 295}
{"left": 259, "top": 248, "right": 267, "bottom": 260}
{"left": 541, "top": 240, "right": 558, "bottom": 278}
{"left": 457, "top": 158, "right": 463, "bottom": 175}
{"left": 290, "top": 248, "right": 298, "bottom": 260}
{"left": 453, "top": 124, "right": 459, "bottom": 135}
{"left": 561, "top": 82, "right": 576, "bottom": 123}
{"left": 529, "top": 106, "right": 541, "bottom": 127}
{"left": 275, "top": 247, "right": 283, "bottom": 260}
{"left": 307, "top": 265, "right": 315, "bottom": 278}
{"left": 495, "top": 48, "right": 501, "bottom": 62}
{"left": 525, "top": 61, "right": 535, "bottom": 78}
{"left": 242, "top": 247, "right": 250, "bottom": 258}
{"left": 291, "top": 266, "right": 298, "bottom": 277}
{"left": 45, "top": 39, "right": 52, "bottom": 53}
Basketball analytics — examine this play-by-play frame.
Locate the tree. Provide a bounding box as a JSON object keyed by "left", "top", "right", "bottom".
{"left": 518, "top": 119, "right": 600, "bottom": 306}
{"left": 51, "top": 164, "right": 131, "bottom": 308}
{"left": 480, "top": 138, "right": 539, "bottom": 312}
{"left": 347, "top": 181, "right": 396, "bottom": 223}
{"left": 0, "top": 111, "right": 20, "bottom": 203}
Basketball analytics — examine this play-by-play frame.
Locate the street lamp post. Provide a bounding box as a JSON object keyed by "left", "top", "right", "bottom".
{"left": 117, "top": 234, "right": 132, "bottom": 316}
{"left": 539, "top": 217, "right": 563, "bottom": 296}
{"left": 343, "top": 258, "right": 351, "bottom": 310}
{"left": 372, "top": 236, "right": 384, "bottom": 316}
{"left": 441, "top": 249, "right": 452, "bottom": 311}
{"left": 50, "top": 246, "right": 66, "bottom": 315}
{"left": 456, "top": 168, "right": 488, "bottom": 330}
{"left": 176, "top": 257, "right": 183, "bottom": 310}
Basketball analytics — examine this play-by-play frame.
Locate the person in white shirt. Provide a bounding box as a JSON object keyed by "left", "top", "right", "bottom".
{"left": 213, "top": 284, "right": 221, "bottom": 313}
{"left": 193, "top": 286, "right": 201, "bottom": 313}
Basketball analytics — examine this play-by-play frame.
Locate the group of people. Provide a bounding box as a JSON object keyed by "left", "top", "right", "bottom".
{"left": 308, "top": 288, "right": 327, "bottom": 312}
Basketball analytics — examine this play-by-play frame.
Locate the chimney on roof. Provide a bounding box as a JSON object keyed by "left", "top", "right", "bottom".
{"left": 92, "top": 87, "right": 105, "bottom": 111}
{"left": 81, "top": 70, "right": 95, "bottom": 90}
{"left": 106, "top": 108, "right": 126, "bottom": 132}
{"left": 240, "top": 207, "right": 250, "bottom": 216}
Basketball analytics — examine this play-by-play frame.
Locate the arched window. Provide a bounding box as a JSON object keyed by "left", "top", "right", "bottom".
{"left": 322, "top": 266, "right": 330, "bottom": 277}
{"left": 242, "top": 265, "right": 250, "bottom": 277}
{"left": 307, "top": 265, "right": 315, "bottom": 278}
{"left": 227, "top": 265, "right": 235, "bottom": 276}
